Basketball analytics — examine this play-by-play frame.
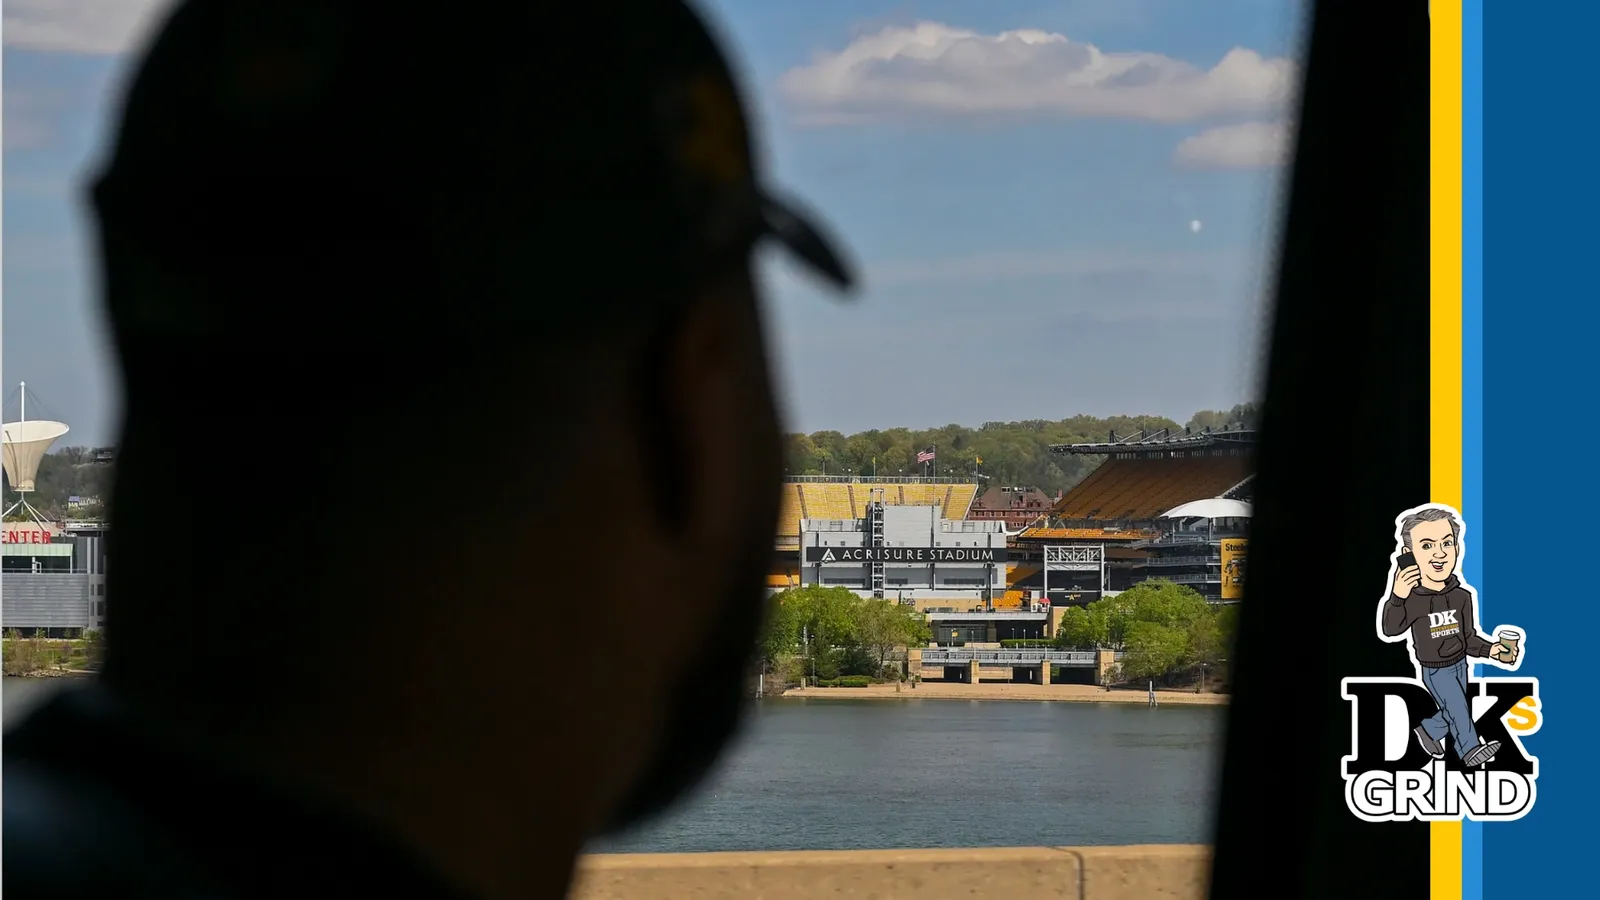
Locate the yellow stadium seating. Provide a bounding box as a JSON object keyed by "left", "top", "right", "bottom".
{"left": 1048, "top": 455, "right": 1249, "bottom": 521}
{"left": 899, "top": 484, "right": 946, "bottom": 507}
{"left": 798, "top": 484, "right": 855, "bottom": 520}
{"left": 1007, "top": 565, "right": 1041, "bottom": 587}
{"left": 848, "top": 483, "right": 869, "bottom": 518}
{"left": 944, "top": 484, "right": 979, "bottom": 518}
{"left": 776, "top": 482, "right": 985, "bottom": 543}
{"left": 992, "top": 591, "right": 1026, "bottom": 610}
{"left": 776, "top": 483, "right": 805, "bottom": 537}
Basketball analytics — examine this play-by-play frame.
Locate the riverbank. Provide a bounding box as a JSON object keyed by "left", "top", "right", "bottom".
{"left": 782, "top": 682, "right": 1229, "bottom": 705}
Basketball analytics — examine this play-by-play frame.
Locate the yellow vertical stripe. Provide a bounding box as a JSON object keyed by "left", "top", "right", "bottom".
{"left": 1429, "top": 2, "right": 1464, "bottom": 899}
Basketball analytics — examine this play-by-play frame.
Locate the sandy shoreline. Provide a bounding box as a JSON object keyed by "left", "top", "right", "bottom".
{"left": 780, "top": 682, "right": 1229, "bottom": 705}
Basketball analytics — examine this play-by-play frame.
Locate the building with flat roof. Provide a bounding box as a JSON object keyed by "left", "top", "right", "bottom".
{"left": 770, "top": 476, "right": 982, "bottom": 593}
{"left": 1132, "top": 498, "right": 1251, "bottom": 602}
{"left": 799, "top": 491, "right": 1007, "bottom": 604}
{"left": 2, "top": 519, "right": 108, "bottom": 636}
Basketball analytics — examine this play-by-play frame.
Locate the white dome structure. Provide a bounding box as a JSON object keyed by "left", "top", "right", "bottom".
{"left": 3, "top": 382, "right": 74, "bottom": 527}
{"left": 1161, "top": 498, "right": 1253, "bottom": 520}
{"left": 2, "top": 419, "right": 70, "bottom": 493}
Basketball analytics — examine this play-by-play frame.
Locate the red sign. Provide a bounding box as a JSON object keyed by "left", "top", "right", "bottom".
{"left": 1, "top": 528, "right": 56, "bottom": 545}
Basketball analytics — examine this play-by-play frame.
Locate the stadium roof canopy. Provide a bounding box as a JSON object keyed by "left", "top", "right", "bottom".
{"left": 1161, "top": 498, "right": 1253, "bottom": 520}
{"left": 1048, "top": 425, "right": 1255, "bottom": 456}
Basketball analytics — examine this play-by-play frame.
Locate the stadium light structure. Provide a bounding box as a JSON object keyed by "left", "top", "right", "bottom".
{"left": 3, "top": 381, "right": 71, "bottom": 527}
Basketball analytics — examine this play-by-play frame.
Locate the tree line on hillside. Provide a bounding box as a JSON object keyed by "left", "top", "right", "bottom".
{"left": 759, "top": 580, "right": 1237, "bottom": 688}
{"left": 7, "top": 402, "right": 1258, "bottom": 519}
{"left": 1, "top": 447, "right": 115, "bottom": 520}
{"left": 784, "top": 403, "right": 1258, "bottom": 496}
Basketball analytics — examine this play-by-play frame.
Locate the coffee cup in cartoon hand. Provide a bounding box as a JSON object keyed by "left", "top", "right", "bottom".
{"left": 1493, "top": 629, "right": 1521, "bottom": 664}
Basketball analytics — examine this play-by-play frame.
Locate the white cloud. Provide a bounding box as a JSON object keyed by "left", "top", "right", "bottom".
{"left": 1173, "top": 120, "right": 1291, "bottom": 169}
{"left": 778, "top": 22, "right": 1294, "bottom": 125}
{"left": 3, "top": 0, "right": 166, "bottom": 56}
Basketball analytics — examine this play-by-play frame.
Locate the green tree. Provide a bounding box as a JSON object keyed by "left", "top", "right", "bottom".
{"left": 1122, "top": 581, "right": 1224, "bottom": 679}
{"left": 1126, "top": 580, "right": 1213, "bottom": 634}
{"left": 795, "top": 586, "right": 861, "bottom": 650}
{"left": 761, "top": 589, "right": 933, "bottom": 680}
{"left": 1094, "top": 589, "right": 1145, "bottom": 643}
{"left": 1056, "top": 581, "right": 1226, "bottom": 680}
{"left": 845, "top": 435, "right": 879, "bottom": 474}
{"left": 1053, "top": 590, "right": 1141, "bottom": 649}
{"left": 881, "top": 446, "right": 910, "bottom": 475}
{"left": 783, "top": 434, "right": 819, "bottom": 475}
{"left": 1213, "top": 603, "right": 1241, "bottom": 658}
{"left": 855, "top": 599, "right": 931, "bottom": 669}
{"left": 834, "top": 645, "right": 879, "bottom": 678}
{"left": 1187, "top": 613, "right": 1224, "bottom": 666}
{"left": 765, "top": 585, "right": 863, "bottom": 677}
{"left": 1053, "top": 605, "right": 1105, "bottom": 648}
{"left": 758, "top": 592, "right": 801, "bottom": 666}
{"left": 1186, "top": 403, "right": 1260, "bottom": 432}
{"left": 1119, "top": 621, "right": 1190, "bottom": 681}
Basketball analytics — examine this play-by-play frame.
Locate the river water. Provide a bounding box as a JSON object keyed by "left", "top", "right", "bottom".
{"left": 3, "top": 678, "right": 1223, "bottom": 852}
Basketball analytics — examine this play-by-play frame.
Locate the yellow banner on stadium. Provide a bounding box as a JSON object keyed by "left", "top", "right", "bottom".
{"left": 1220, "top": 539, "right": 1248, "bottom": 600}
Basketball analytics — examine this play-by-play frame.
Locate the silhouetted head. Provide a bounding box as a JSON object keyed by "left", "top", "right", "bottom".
{"left": 89, "top": 0, "right": 853, "bottom": 893}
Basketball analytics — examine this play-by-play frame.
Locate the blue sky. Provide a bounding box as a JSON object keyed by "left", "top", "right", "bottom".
{"left": 2, "top": 0, "right": 1303, "bottom": 446}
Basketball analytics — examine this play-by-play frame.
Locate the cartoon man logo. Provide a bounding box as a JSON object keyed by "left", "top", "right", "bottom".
{"left": 1378, "top": 504, "right": 1521, "bottom": 767}
{"left": 1340, "top": 503, "right": 1545, "bottom": 822}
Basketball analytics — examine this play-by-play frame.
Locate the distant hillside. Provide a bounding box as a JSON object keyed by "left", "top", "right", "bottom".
{"left": 2, "top": 447, "right": 115, "bottom": 520}
{"left": 785, "top": 404, "right": 1258, "bottom": 497}
{"left": 3, "top": 403, "right": 1258, "bottom": 519}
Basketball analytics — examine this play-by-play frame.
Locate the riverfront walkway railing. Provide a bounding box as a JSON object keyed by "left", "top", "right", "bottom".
{"left": 920, "top": 649, "right": 1122, "bottom": 666}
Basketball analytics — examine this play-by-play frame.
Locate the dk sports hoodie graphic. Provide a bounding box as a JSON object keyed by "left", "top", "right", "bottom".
{"left": 1380, "top": 574, "right": 1492, "bottom": 668}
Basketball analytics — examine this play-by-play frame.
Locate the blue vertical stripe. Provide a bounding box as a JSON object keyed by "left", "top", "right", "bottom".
{"left": 1459, "top": 1, "right": 1484, "bottom": 899}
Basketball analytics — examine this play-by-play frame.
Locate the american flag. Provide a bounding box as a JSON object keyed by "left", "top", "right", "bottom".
{"left": 916, "top": 448, "right": 936, "bottom": 464}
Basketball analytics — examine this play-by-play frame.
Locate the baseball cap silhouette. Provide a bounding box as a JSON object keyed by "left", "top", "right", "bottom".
{"left": 92, "top": 0, "right": 855, "bottom": 349}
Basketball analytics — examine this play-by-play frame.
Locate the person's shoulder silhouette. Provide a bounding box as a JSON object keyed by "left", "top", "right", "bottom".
{"left": 4, "top": 2, "right": 854, "bottom": 899}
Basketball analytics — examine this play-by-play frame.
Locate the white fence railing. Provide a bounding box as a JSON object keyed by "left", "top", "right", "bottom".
{"left": 920, "top": 649, "right": 1122, "bottom": 666}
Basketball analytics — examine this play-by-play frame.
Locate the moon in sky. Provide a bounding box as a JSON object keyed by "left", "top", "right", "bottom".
{"left": 1189, "top": 219, "right": 1203, "bottom": 233}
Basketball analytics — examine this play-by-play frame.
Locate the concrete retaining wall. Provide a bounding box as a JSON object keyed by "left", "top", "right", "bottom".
{"left": 571, "top": 844, "right": 1209, "bottom": 900}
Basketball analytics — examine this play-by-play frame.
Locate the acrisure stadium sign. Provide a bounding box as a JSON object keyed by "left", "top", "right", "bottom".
{"left": 804, "top": 546, "right": 1006, "bottom": 564}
